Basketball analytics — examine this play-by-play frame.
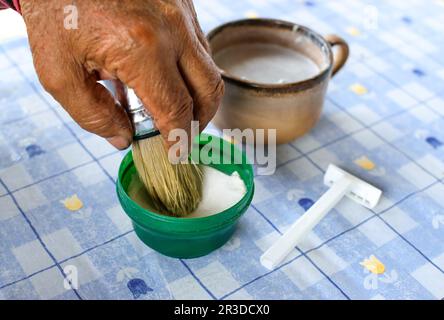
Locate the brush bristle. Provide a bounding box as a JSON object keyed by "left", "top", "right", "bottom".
{"left": 132, "top": 136, "right": 203, "bottom": 217}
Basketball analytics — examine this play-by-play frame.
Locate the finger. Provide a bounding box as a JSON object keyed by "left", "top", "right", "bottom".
{"left": 39, "top": 62, "right": 133, "bottom": 150}
{"left": 183, "top": 0, "right": 211, "bottom": 53}
{"left": 117, "top": 48, "right": 194, "bottom": 150}
{"left": 179, "top": 35, "right": 224, "bottom": 132}
{"left": 98, "top": 69, "right": 115, "bottom": 80}
{"left": 85, "top": 61, "right": 116, "bottom": 81}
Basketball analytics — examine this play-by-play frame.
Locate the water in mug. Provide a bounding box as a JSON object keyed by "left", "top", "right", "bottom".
{"left": 214, "top": 43, "right": 320, "bottom": 84}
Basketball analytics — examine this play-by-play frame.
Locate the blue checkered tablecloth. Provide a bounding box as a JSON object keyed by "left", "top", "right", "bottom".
{"left": 1, "top": 0, "right": 444, "bottom": 300}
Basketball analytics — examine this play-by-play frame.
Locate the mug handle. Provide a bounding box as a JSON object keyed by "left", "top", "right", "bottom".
{"left": 324, "top": 34, "right": 349, "bottom": 77}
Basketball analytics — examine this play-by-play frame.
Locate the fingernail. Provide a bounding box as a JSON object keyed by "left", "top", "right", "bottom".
{"left": 107, "top": 136, "right": 131, "bottom": 150}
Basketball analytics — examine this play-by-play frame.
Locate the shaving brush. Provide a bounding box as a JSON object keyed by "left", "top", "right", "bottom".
{"left": 125, "top": 88, "right": 203, "bottom": 217}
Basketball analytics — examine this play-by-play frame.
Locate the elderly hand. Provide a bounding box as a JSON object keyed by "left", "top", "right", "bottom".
{"left": 20, "top": 0, "right": 224, "bottom": 149}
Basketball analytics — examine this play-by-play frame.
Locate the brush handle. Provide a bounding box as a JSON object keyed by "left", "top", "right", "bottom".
{"left": 126, "top": 88, "right": 160, "bottom": 140}
{"left": 101, "top": 81, "right": 160, "bottom": 140}
{"left": 260, "top": 176, "right": 352, "bottom": 270}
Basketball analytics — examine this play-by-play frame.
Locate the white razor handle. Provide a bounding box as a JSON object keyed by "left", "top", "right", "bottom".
{"left": 260, "top": 164, "right": 382, "bottom": 270}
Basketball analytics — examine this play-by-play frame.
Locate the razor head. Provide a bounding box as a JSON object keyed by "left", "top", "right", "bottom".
{"left": 324, "top": 164, "right": 382, "bottom": 209}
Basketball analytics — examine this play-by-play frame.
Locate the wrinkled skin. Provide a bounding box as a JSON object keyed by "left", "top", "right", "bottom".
{"left": 20, "top": 0, "right": 224, "bottom": 149}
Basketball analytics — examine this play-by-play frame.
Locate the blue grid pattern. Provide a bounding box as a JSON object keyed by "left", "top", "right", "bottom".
{"left": 1, "top": 0, "right": 444, "bottom": 300}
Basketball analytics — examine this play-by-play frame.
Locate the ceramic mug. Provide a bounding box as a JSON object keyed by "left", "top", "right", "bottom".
{"left": 207, "top": 19, "right": 349, "bottom": 144}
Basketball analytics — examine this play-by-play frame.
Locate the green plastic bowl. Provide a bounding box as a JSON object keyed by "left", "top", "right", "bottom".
{"left": 116, "top": 134, "right": 255, "bottom": 259}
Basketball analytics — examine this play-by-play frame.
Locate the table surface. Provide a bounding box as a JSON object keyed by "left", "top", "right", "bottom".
{"left": 1, "top": 0, "right": 444, "bottom": 300}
